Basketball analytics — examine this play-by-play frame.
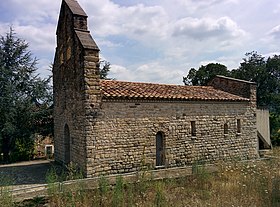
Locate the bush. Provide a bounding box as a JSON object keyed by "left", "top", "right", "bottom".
{"left": 10, "top": 138, "right": 34, "bottom": 162}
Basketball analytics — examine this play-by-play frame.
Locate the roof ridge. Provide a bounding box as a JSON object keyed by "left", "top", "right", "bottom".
{"left": 101, "top": 79, "right": 213, "bottom": 88}
{"left": 215, "top": 75, "right": 256, "bottom": 85}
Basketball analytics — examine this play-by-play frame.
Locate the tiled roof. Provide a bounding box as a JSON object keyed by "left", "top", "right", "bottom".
{"left": 64, "top": 0, "right": 87, "bottom": 16}
{"left": 100, "top": 80, "right": 249, "bottom": 102}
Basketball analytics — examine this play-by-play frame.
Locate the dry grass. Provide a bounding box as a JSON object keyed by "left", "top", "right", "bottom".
{"left": 2, "top": 148, "right": 280, "bottom": 206}
{"left": 44, "top": 148, "right": 280, "bottom": 207}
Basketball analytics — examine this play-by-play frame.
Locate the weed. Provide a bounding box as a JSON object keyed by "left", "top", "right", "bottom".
{"left": 125, "top": 183, "right": 134, "bottom": 207}
{"left": 135, "top": 146, "right": 153, "bottom": 199}
{"left": 65, "top": 162, "right": 84, "bottom": 180}
{"left": 17, "top": 196, "right": 46, "bottom": 207}
{"left": 98, "top": 175, "right": 109, "bottom": 206}
{"left": 272, "top": 178, "right": 280, "bottom": 206}
{"left": 154, "top": 181, "right": 166, "bottom": 207}
{"left": 0, "top": 186, "right": 13, "bottom": 207}
{"left": 0, "top": 175, "right": 13, "bottom": 207}
{"left": 112, "top": 175, "right": 124, "bottom": 207}
{"left": 46, "top": 167, "right": 59, "bottom": 196}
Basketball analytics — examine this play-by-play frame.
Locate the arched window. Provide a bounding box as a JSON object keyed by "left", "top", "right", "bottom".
{"left": 64, "top": 124, "right": 70, "bottom": 164}
{"left": 156, "top": 132, "right": 165, "bottom": 166}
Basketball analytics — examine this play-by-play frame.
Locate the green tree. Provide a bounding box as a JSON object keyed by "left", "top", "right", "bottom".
{"left": 265, "top": 55, "right": 280, "bottom": 112}
{"left": 231, "top": 52, "right": 268, "bottom": 108}
{"left": 231, "top": 52, "right": 280, "bottom": 111}
{"left": 0, "top": 28, "right": 52, "bottom": 162}
{"left": 99, "top": 60, "right": 111, "bottom": 79}
{"left": 183, "top": 63, "right": 229, "bottom": 86}
{"left": 231, "top": 52, "right": 280, "bottom": 145}
{"left": 270, "top": 113, "right": 280, "bottom": 146}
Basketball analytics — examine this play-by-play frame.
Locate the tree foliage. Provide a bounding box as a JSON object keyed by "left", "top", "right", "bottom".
{"left": 99, "top": 60, "right": 111, "bottom": 79}
{"left": 233, "top": 52, "right": 280, "bottom": 145}
{"left": 230, "top": 52, "right": 280, "bottom": 112}
{"left": 0, "top": 28, "right": 52, "bottom": 162}
{"left": 183, "top": 63, "right": 229, "bottom": 86}
{"left": 183, "top": 51, "right": 280, "bottom": 145}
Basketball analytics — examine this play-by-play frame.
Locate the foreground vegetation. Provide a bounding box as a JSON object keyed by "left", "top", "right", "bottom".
{"left": 0, "top": 148, "right": 279, "bottom": 207}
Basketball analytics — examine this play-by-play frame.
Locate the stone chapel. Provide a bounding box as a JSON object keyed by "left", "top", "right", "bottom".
{"left": 53, "top": 0, "right": 264, "bottom": 177}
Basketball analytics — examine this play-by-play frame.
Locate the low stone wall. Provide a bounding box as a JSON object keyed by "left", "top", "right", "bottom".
{"left": 9, "top": 164, "right": 217, "bottom": 202}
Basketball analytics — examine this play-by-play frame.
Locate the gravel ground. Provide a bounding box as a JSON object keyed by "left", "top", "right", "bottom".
{"left": 0, "top": 159, "right": 63, "bottom": 187}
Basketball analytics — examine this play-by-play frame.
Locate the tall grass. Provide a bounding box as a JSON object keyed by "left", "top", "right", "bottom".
{"left": 0, "top": 175, "right": 13, "bottom": 207}
{"left": 46, "top": 162, "right": 88, "bottom": 207}
{"left": 2, "top": 148, "right": 280, "bottom": 206}
{"left": 98, "top": 175, "right": 110, "bottom": 206}
{"left": 154, "top": 181, "right": 166, "bottom": 207}
{"left": 112, "top": 175, "right": 124, "bottom": 207}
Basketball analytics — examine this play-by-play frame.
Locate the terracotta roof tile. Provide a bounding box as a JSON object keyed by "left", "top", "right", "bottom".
{"left": 100, "top": 80, "right": 249, "bottom": 102}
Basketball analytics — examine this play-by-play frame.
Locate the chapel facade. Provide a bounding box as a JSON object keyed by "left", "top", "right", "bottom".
{"left": 53, "top": 0, "right": 259, "bottom": 177}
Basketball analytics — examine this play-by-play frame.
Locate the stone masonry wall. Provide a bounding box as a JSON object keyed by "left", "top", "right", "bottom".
{"left": 86, "top": 100, "right": 258, "bottom": 177}
{"left": 209, "top": 76, "right": 257, "bottom": 107}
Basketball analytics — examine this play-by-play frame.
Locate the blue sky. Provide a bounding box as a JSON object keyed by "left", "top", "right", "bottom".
{"left": 0, "top": 0, "right": 280, "bottom": 84}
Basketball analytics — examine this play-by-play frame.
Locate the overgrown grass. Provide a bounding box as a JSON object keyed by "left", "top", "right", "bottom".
{"left": 0, "top": 175, "right": 13, "bottom": 207}
{"left": 112, "top": 175, "right": 124, "bottom": 207}
{"left": 2, "top": 148, "right": 280, "bottom": 206}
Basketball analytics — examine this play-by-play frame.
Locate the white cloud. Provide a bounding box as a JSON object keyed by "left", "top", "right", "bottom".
{"left": 268, "top": 25, "right": 280, "bottom": 39}
{"left": 263, "top": 52, "right": 280, "bottom": 58}
{"left": 0, "top": 23, "right": 10, "bottom": 35}
{"left": 6, "top": 0, "right": 60, "bottom": 24}
{"left": 82, "top": 0, "right": 168, "bottom": 42}
{"left": 172, "top": 17, "right": 245, "bottom": 40}
{"left": 14, "top": 23, "right": 56, "bottom": 52}
{"left": 96, "top": 39, "right": 122, "bottom": 48}
{"left": 109, "top": 64, "right": 133, "bottom": 81}
{"left": 273, "top": 3, "right": 280, "bottom": 14}
{"left": 199, "top": 55, "right": 244, "bottom": 70}
{"left": 170, "top": 0, "right": 239, "bottom": 14}
{"left": 135, "top": 63, "right": 185, "bottom": 84}
{"left": 110, "top": 62, "right": 185, "bottom": 84}
{"left": 80, "top": 0, "right": 248, "bottom": 79}
{"left": 0, "top": 0, "right": 279, "bottom": 85}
